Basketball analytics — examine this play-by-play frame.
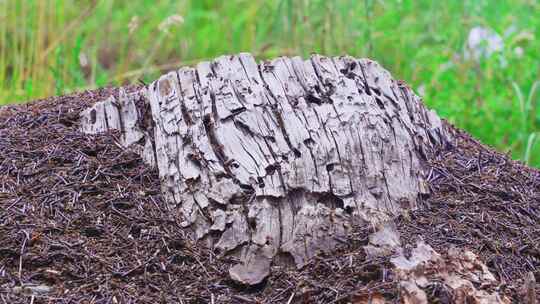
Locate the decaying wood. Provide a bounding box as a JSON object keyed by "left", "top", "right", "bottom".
{"left": 390, "top": 240, "right": 510, "bottom": 304}
{"left": 79, "top": 53, "right": 453, "bottom": 285}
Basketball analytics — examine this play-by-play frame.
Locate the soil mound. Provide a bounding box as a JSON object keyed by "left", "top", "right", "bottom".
{"left": 1, "top": 87, "right": 539, "bottom": 303}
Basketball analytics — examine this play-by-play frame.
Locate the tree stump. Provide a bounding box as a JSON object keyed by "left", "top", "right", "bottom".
{"left": 79, "top": 53, "right": 452, "bottom": 285}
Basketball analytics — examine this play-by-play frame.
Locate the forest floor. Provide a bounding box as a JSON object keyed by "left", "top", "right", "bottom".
{"left": 0, "top": 88, "right": 539, "bottom": 303}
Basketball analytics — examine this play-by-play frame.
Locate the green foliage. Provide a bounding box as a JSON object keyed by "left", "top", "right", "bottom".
{"left": 0, "top": 0, "right": 539, "bottom": 166}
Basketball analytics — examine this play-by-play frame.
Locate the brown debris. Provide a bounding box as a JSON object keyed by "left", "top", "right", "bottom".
{"left": 391, "top": 241, "right": 510, "bottom": 304}
{"left": 352, "top": 291, "right": 387, "bottom": 304}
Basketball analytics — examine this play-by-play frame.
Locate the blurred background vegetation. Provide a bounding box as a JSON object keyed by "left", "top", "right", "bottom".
{"left": 0, "top": 0, "right": 539, "bottom": 166}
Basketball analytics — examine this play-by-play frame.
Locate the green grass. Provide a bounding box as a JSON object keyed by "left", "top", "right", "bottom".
{"left": 1, "top": 0, "right": 539, "bottom": 166}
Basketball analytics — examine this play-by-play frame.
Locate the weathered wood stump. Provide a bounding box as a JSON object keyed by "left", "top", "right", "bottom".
{"left": 79, "top": 53, "right": 452, "bottom": 285}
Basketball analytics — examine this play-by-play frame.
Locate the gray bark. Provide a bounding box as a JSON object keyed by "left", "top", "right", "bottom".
{"left": 79, "top": 53, "right": 451, "bottom": 285}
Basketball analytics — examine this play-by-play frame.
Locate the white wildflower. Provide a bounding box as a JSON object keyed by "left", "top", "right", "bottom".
{"left": 128, "top": 16, "right": 139, "bottom": 35}
{"left": 464, "top": 26, "right": 504, "bottom": 61}
{"left": 79, "top": 53, "right": 89, "bottom": 67}
{"left": 158, "top": 14, "right": 184, "bottom": 35}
